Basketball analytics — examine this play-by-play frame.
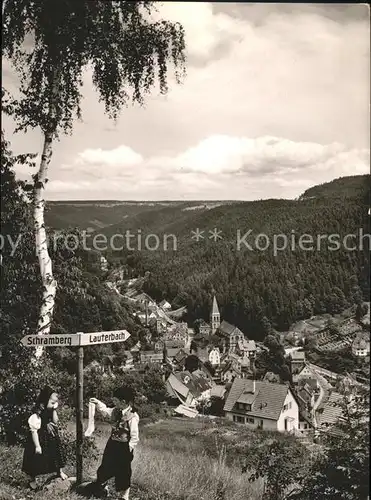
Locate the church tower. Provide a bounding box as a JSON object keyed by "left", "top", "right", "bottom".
{"left": 210, "top": 296, "right": 220, "bottom": 334}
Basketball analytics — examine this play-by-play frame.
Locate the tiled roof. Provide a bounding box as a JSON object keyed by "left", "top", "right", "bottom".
{"left": 238, "top": 339, "right": 256, "bottom": 351}
{"left": 219, "top": 320, "right": 237, "bottom": 336}
{"left": 199, "top": 319, "right": 210, "bottom": 326}
{"left": 164, "top": 340, "right": 184, "bottom": 348}
{"left": 318, "top": 391, "right": 344, "bottom": 426}
{"left": 174, "top": 349, "right": 188, "bottom": 363}
{"left": 196, "top": 348, "right": 209, "bottom": 362}
{"left": 173, "top": 370, "right": 213, "bottom": 399}
{"left": 211, "top": 385, "right": 226, "bottom": 398}
{"left": 221, "top": 361, "right": 241, "bottom": 376}
{"left": 219, "top": 320, "right": 244, "bottom": 338}
{"left": 224, "top": 378, "right": 290, "bottom": 421}
{"left": 352, "top": 333, "right": 369, "bottom": 350}
{"left": 166, "top": 373, "right": 189, "bottom": 399}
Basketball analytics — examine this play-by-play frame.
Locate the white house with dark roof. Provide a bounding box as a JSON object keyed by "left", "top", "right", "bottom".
{"left": 223, "top": 378, "right": 299, "bottom": 432}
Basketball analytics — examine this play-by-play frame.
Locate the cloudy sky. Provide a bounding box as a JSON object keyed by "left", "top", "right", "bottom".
{"left": 3, "top": 3, "right": 370, "bottom": 201}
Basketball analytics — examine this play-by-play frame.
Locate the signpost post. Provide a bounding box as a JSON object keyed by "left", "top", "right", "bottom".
{"left": 21, "top": 329, "right": 131, "bottom": 486}
{"left": 76, "top": 333, "right": 84, "bottom": 486}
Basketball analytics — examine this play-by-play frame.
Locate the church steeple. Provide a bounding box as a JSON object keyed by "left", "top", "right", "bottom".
{"left": 210, "top": 295, "right": 220, "bottom": 334}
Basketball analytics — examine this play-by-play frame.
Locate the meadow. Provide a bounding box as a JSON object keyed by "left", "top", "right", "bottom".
{"left": 0, "top": 417, "right": 269, "bottom": 500}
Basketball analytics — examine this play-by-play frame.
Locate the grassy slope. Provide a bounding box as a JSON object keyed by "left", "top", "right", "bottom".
{"left": 0, "top": 417, "right": 268, "bottom": 500}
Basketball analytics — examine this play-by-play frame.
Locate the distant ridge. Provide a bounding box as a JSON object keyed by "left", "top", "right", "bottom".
{"left": 299, "top": 174, "right": 370, "bottom": 201}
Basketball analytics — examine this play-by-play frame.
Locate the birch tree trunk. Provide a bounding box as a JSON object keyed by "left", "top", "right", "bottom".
{"left": 34, "top": 71, "right": 60, "bottom": 359}
{"left": 33, "top": 132, "right": 57, "bottom": 358}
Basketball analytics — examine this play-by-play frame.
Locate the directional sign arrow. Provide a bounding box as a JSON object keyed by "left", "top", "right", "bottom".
{"left": 21, "top": 334, "right": 81, "bottom": 347}
{"left": 79, "top": 330, "right": 130, "bottom": 346}
{"left": 20, "top": 330, "right": 130, "bottom": 347}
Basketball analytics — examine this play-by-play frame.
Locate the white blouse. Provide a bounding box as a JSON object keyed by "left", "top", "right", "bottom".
{"left": 28, "top": 414, "right": 41, "bottom": 432}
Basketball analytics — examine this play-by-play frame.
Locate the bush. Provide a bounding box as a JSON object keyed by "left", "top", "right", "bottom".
{"left": 0, "top": 357, "right": 75, "bottom": 445}
{"left": 58, "top": 406, "right": 100, "bottom": 470}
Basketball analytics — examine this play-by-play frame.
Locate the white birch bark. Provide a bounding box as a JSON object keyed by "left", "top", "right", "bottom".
{"left": 34, "top": 132, "right": 57, "bottom": 358}
{"left": 34, "top": 71, "right": 60, "bottom": 359}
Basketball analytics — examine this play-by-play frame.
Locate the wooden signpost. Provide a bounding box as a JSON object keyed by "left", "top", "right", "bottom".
{"left": 21, "top": 329, "right": 131, "bottom": 485}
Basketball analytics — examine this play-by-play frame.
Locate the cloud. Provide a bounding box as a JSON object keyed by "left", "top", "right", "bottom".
{"left": 3, "top": 3, "right": 369, "bottom": 202}
{"left": 40, "top": 135, "right": 369, "bottom": 200}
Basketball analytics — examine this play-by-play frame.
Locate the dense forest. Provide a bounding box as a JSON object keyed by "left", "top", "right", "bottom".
{"left": 102, "top": 176, "right": 370, "bottom": 339}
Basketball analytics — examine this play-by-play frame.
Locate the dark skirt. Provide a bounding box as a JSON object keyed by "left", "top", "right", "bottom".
{"left": 22, "top": 427, "right": 66, "bottom": 477}
{"left": 97, "top": 438, "right": 134, "bottom": 492}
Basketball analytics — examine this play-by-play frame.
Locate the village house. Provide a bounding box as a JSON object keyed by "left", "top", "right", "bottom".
{"left": 164, "top": 322, "right": 189, "bottom": 346}
{"left": 199, "top": 319, "right": 211, "bottom": 336}
{"left": 154, "top": 339, "right": 184, "bottom": 351}
{"left": 166, "top": 370, "right": 214, "bottom": 407}
{"left": 220, "top": 360, "right": 243, "bottom": 383}
{"left": 236, "top": 339, "right": 256, "bottom": 365}
{"left": 351, "top": 333, "right": 370, "bottom": 357}
{"left": 119, "top": 351, "right": 134, "bottom": 371}
{"left": 209, "top": 347, "right": 221, "bottom": 365}
{"left": 292, "top": 363, "right": 323, "bottom": 387}
{"left": 172, "top": 348, "right": 188, "bottom": 368}
{"left": 296, "top": 381, "right": 316, "bottom": 412}
{"left": 192, "top": 345, "right": 221, "bottom": 366}
{"left": 159, "top": 299, "right": 172, "bottom": 311}
{"left": 139, "top": 351, "right": 163, "bottom": 365}
{"left": 156, "top": 318, "right": 168, "bottom": 335}
{"left": 289, "top": 350, "right": 306, "bottom": 376}
{"left": 224, "top": 378, "right": 299, "bottom": 432}
{"left": 165, "top": 347, "right": 187, "bottom": 364}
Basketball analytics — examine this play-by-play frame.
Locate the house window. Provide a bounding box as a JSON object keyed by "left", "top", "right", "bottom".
{"left": 247, "top": 418, "right": 254, "bottom": 424}
{"left": 233, "top": 414, "right": 245, "bottom": 423}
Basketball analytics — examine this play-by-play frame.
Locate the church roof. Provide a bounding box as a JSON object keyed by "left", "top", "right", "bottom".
{"left": 212, "top": 296, "right": 220, "bottom": 315}
{"left": 219, "top": 320, "right": 243, "bottom": 338}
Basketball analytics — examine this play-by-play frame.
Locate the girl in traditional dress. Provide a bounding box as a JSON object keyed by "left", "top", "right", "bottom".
{"left": 89, "top": 386, "right": 139, "bottom": 500}
{"left": 22, "top": 386, "right": 67, "bottom": 489}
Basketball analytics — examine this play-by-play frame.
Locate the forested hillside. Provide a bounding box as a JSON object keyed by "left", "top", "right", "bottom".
{"left": 300, "top": 174, "right": 370, "bottom": 200}
{"left": 45, "top": 200, "right": 233, "bottom": 231}
{"left": 104, "top": 176, "right": 370, "bottom": 339}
